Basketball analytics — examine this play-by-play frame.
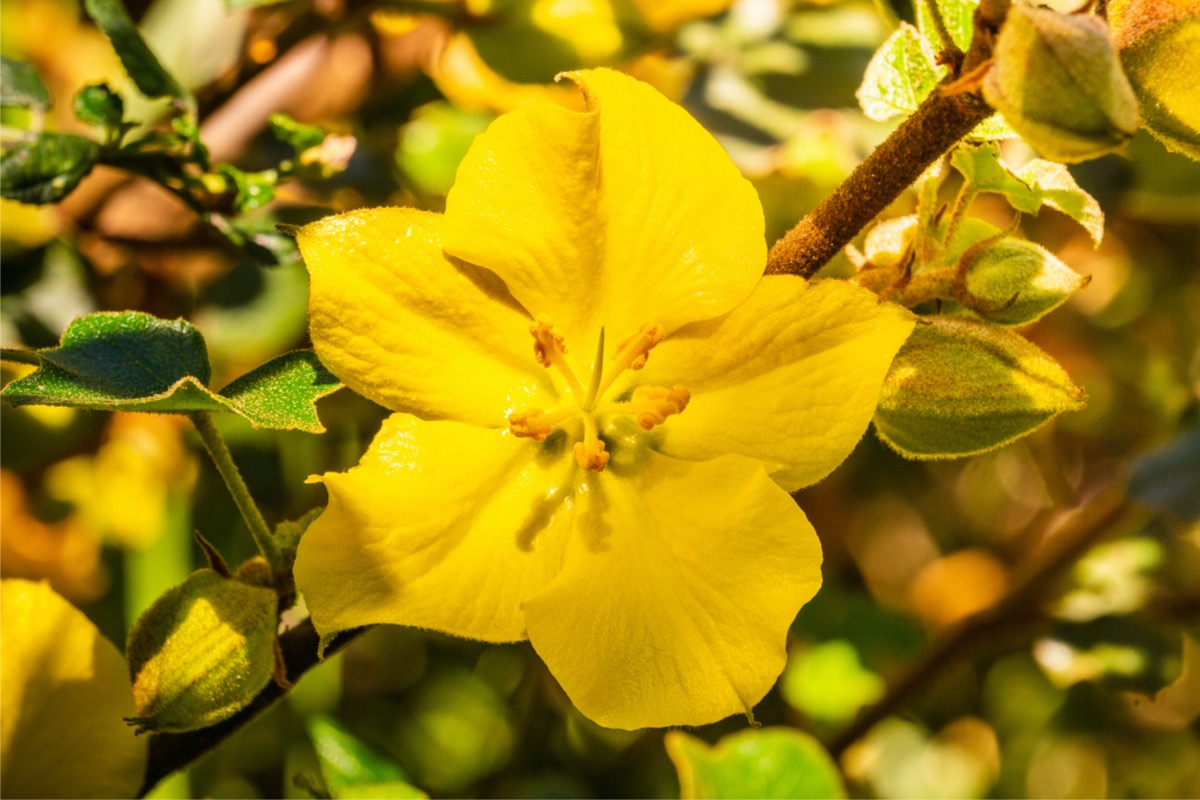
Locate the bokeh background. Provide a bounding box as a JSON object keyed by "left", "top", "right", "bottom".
{"left": 2, "top": 0, "right": 1198, "bottom": 797}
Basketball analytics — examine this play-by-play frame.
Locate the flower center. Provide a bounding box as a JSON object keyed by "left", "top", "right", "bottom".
{"left": 507, "top": 317, "right": 690, "bottom": 471}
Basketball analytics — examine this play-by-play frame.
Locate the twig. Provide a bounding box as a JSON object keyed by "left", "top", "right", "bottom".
{"left": 764, "top": 0, "right": 1010, "bottom": 278}
{"left": 827, "top": 481, "right": 1137, "bottom": 758}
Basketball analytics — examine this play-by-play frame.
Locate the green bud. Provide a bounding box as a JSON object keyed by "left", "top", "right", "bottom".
{"left": 1109, "top": 0, "right": 1200, "bottom": 160}
{"left": 72, "top": 83, "right": 124, "bottom": 132}
{"left": 873, "top": 317, "right": 1086, "bottom": 459}
{"left": 983, "top": 4, "right": 1139, "bottom": 163}
{"left": 126, "top": 568, "right": 278, "bottom": 734}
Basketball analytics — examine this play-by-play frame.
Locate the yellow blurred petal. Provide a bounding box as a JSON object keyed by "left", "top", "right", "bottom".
{"left": 630, "top": 0, "right": 735, "bottom": 32}
{"left": 299, "top": 207, "right": 557, "bottom": 426}
{"left": 443, "top": 68, "right": 765, "bottom": 349}
{"left": 1, "top": 579, "right": 147, "bottom": 798}
{"left": 430, "top": 33, "right": 587, "bottom": 114}
{"left": 524, "top": 453, "right": 821, "bottom": 729}
{"left": 641, "top": 278, "right": 915, "bottom": 491}
{"left": 294, "top": 414, "right": 574, "bottom": 643}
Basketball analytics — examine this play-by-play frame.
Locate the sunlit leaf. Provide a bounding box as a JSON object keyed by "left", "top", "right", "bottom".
{"left": 781, "top": 641, "right": 885, "bottom": 724}
{"left": 873, "top": 317, "right": 1086, "bottom": 459}
{"left": 309, "top": 716, "right": 427, "bottom": 799}
{"left": 916, "top": 0, "right": 977, "bottom": 52}
{"left": 951, "top": 143, "right": 1104, "bottom": 244}
{"left": 1, "top": 57, "right": 51, "bottom": 111}
{"left": 83, "top": 0, "right": 187, "bottom": 101}
{"left": 0, "top": 133, "right": 100, "bottom": 205}
{"left": 1, "top": 312, "right": 340, "bottom": 432}
{"left": 666, "top": 728, "right": 846, "bottom": 799}
{"left": 857, "top": 24, "right": 941, "bottom": 122}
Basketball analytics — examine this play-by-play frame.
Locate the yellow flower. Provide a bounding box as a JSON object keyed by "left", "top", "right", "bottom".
{"left": 1, "top": 579, "right": 148, "bottom": 798}
{"left": 293, "top": 69, "right": 914, "bottom": 729}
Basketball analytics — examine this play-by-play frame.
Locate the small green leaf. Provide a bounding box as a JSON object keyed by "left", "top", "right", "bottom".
{"left": 1, "top": 57, "right": 51, "bottom": 111}
{"left": 1, "top": 311, "right": 340, "bottom": 432}
{"left": 217, "top": 164, "right": 277, "bottom": 212}
{"left": 857, "top": 24, "right": 941, "bottom": 122}
{"left": 269, "top": 113, "right": 326, "bottom": 154}
{"left": 309, "top": 716, "right": 427, "bottom": 799}
{"left": 218, "top": 350, "right": 340, "bottom": 433}
{"left": 873, "top": 317, "right": 1086, "bottom": 459}
{"left": 396, "top": 102, "right": 495, "bottom": 198}
{"left": 0, "top": 133, "right": 100, "bottom": 204}
{"left": 781, "top": 640, "right": 885, "bottom": 725}
{"left": 666, "top": 728, "right": 846, "bottom": 800}
{"left": 83, "top": 0, "right": 187, "bottom": 101}
{"left": 73, "top": 83, "right": 125, "bottom": 131}
{"left": 916, "top": 0, "right": 976, "bottom": 52}
{"left": 951, "top": 143, "right": 1105, "bottom": 244}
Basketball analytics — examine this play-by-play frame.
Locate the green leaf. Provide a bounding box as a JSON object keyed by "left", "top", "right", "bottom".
{"left": 1, "top": 311, "right": 340, "bottom": 432}
{"left": 873, "top": 317, "right": 1086, "bottom": 459}
{"left": 0, "top": 133, "right": 100, "bottom": 204}
{"left": 269, "top": 112, "right": 326, "bottom": 154}
{"left": 666, "top": 728, "right": 846, "bottom": 800}
{"left": 217, "top": 164, "right": 277, "bottom": 212}
{"left": 857, "top": 24, "right": 941, "bottom": 122}
{"left": 83, "top": 0, "right": 187, "bottom": 101}
{"left": 309, "top": 716, "right": 427, "bottom": 799}
{"left": 781, "top": 640, "right": 885, "bottom": 725}
{"left": 951, "top": 143, "right": 1105, "bottom": 244}
{"left": 396, "top": 102, "right": 495, "bottom": 198}
{"left": 916, "top": 0, "right": 977, "bottom": 52}
{"left": 73, "top": 83, "right": 125, "bottom": 131}
{"left": 1, "top": 57, "right": 51, "bottom": 111}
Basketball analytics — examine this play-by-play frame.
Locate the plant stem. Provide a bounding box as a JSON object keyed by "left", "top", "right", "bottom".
{"left": 765, "top": 0, "right": 1009, "bottom": 278}
{"left": 924, "top": 0, "right": 964, "bottom": 62}
{"left": 189, "top": 412, "right": 283, "bottom": 574}
{"left": 826, "top": 482, "right": 1137, "bottom": 758}
{"left": 0, "top": 348, "right": 42, "bottom": 365}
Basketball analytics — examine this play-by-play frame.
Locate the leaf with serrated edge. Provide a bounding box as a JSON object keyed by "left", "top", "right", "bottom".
{"left": 952, "top": 143, "right": 1104, "bottom": 244}
{"left": 874, "top": 317, "right": 1086, "bottom": 459}
{"left": 666, "top": 728, "right": 846, "bottom": 800}
{"left": 1, "top": 311, "right": 339, "bottom": 432}
{"left": 857, "top": 24, "right": 941, "bottom": 122}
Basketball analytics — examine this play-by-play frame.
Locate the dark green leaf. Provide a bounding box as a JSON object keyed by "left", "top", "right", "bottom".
{"left": 1, "top": 311, "right": 340, "bottom": 432}
{"left": 83, "top": 0, "right": 187, "bottom": 101}
{"left": 1, "top": 57, "right": 51, "bottom": 111}
{"left": 269, "top": 113, "right": 326, "bottom": 154}
{"left": 73, "top": 83, "right": 125, "bottom": 131}
{"left": 666, "top": 728, "right": 846, "bottom": 799}
{"left": 0, "top": 133, "right": 100, "bottom": 204}
{"left": 309, "top": 716, "right": 427, "bottom": 799}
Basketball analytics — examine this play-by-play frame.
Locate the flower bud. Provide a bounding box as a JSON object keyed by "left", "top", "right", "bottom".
{"left": 983, "top": 4, "right": 1139, "bottom": 163}
{"left": 957, "top": 225, "right": 1088, "bottom": 326}
{"left": 126, "top": 568, "right": 279, "bottom": 734}
{"left": 1109, "top": 0, "right": 1200, "bottom": 159}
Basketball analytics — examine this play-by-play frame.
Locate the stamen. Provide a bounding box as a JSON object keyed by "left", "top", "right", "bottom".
{"left": 573, "top": 438, "right": 610, "bottom": 472}
{"left": 529, "top": 316, "right": 584, "bottom": 397}
{"left": 508, "top": 407, "right": 576, "bottom": 442}
{"left": 622, "top": 384, "right": 691, "bottom": 430}
{"left": 594, "top": 322, "right": 664, "bottom": 401}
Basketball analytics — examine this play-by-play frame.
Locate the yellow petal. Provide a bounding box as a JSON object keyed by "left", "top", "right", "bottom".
{"left": 1, "top": 579, "right": 148, "bottom": 798}
{"left": 442, "top": 68, "right": 765, "bottom": 351}
{"left": 524, "top": 453, "right": 821, "bottom": 729}
{"left": 299, "top": 207, "right": 557, "bottom": 426}
{"left": 294, "top": 413, "right": 574, "bottom": 643}
{"left": 641, "top": 277, "right": 915, "bottom": 491}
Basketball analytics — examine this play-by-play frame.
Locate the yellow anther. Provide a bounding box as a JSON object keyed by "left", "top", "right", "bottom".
{"left": 573, "top": 437, "right": 610, "bottom": 472}
{"left": 530, "top": 316, "right": 568, "bottom": 368}
{"left": 630, "top": 384, "right": 691, "bottom": 430}
{"left": 614, "top": 323, "right": 665, "bottom": 372}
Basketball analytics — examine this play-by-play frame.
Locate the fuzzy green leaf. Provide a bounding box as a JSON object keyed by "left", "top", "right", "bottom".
{"left": 874, "top": 317, "right": 1086, "bottom": 459}
{"left": 83, "top": 0, "right": 187, "bottom": 101}
{"left": 1, "top": 311, "right": 339, "bottom": 432}
{"left": 309, "top": 716, "right": 427, "bottom": 799}
{"left": 0, "top": 133, "right": 100, "bottom": 204}
{"left": 857, "top": 24, "right": 941, "bottom": 122}
{"left": 952, "top": 143, "right": 1105, "bottom": 243}
{"left": 916, "top": 0, "right": 976, "bottom": 52}
{"left": 269, "top": 113, "right": 326, "bottom": 153}
{"left": 1, "top": 57, "right": 51, "bottom": 111}
{"left": 666, "top": 728, "right": 846, "bottom": 800}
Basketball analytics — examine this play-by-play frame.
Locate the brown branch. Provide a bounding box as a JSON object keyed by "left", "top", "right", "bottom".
{"left": 826, "top": 481, "right": 1139, "bottom": 759}
{"left": 765, "top": 0, "right": 1010, "bottom": 278}
{"left": 137, "top": 621, "right": 364, "bottom": 796}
